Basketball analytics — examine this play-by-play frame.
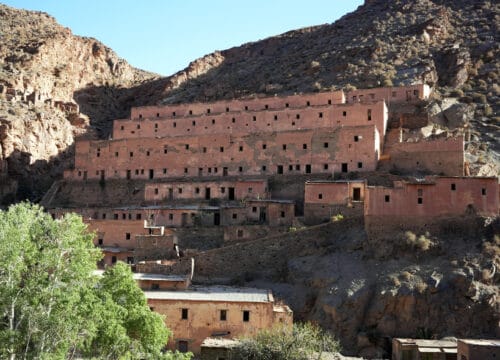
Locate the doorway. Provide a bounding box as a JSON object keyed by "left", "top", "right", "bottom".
{"left": 228, "top": 187, "right": 235, "bottom": 200}
{"left": 353, "top": 187, "right": 361, "bottom": 201}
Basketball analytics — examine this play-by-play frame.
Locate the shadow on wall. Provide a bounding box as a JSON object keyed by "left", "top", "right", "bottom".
{"left": 4, "top": 146, "right": 74, "bottom": 205}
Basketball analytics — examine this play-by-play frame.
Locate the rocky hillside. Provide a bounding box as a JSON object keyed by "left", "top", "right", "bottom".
{"left": 0, "top": 0, "right": 498, "bottom": 203}
{"left": 0, "top": 4, "right": 158, "bottom": 202}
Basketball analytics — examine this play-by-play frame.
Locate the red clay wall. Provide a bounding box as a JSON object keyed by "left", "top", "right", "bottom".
{"left": 382, "top": 136, "right": 464, "bottom": 176}
{"left": 304, "top": 181, "right": 366, "bottom": 204}
{"left": 144, "top": 180, "right": 268, "bottom": 202}
{"left": 346, "top": 84, "right": 430, "bottom": 104}
{"left": 67, "top": 126, "right": 380, "bottom": 181}
{"left": 114, "top": 101, "right": 387, "bottom": 142}
{"left": 364, "top": 177, "right": 499, "bottom": 218}
{"left": 129, "top": 90, "right": 345, "bottom": 120}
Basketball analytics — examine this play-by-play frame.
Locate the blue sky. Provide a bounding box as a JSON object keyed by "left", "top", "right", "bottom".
{"left": 3, "top": 1, "right": 363, "bottom": 76}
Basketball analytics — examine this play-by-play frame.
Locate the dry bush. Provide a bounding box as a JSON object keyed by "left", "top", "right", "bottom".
{"left": 415, "top": 279, "right": 428, "bottom": 294}
{"left": 389, "top": 275, "right": 401, "bottom": 287}
{"left": 401, "top": 271, "right": 412, "bottom": 281}
{"left": 404, "top": 231, "right": 433, "bottom": 251}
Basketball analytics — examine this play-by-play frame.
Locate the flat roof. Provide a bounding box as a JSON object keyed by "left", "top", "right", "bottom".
{"left": 306, "top": 180, "right": 366, "bottom": 184}
{"left": 458, "top": 339, "right": 500, "bottom": 346}
{"left": 93, "top": 270, "right": 188, "bottom": 282}
{"left": 201, "top": 338, "right": 240, "bottom": 348}
{"left": 395, "top": 338, "right": 457, "bottom": 347}
{"left": 145, "top": 285, "right": 271, "bottom": 303}
{"left": 113, "top": 205, "right": 219, "bottom": 211}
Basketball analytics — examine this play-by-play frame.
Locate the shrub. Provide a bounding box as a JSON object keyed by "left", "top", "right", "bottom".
{"left": 331, "top": 214, "right": 344, "bottom": 222}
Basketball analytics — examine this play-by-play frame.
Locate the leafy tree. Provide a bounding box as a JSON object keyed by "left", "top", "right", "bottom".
{"left": 0, "top": 202, "right": 101, "bottom": 359}
{"left": 232, "top": 322, "right": 340, "bottom": 360}
{"left": 0, "top": 203, "right": 192, "bottom": 360}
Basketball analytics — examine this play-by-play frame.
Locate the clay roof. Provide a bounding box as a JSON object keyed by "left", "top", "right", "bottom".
{"left": 145, "top": 285, "right": 271, "bottom": 303}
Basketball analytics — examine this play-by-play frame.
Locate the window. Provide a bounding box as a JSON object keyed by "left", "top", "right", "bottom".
{"left": 178, "top": 341, "right": 188, "bottom": 353}
{"left": 181, "top": 308, "right": 188, "bottom": 319}
{"left": 192, "top": 120, "right": 196, "bottom": 126}
{"left": 115, "top": 152, "right": 118, "bottom": 157}
{"left": 418, "top": 197, "right": 423, "bottom": 204}
{"left": 114, "top": 213, "right": 119, "bottom": 220}
{"left": 303, "top": 144, "right": 307, "bottom": 149}
{"left": 98, "top": 238, "right": 103, "bottom": 245}
{"left": 318, "top": 193, "right": 323, "bottom": 199}
{"left": 451, "top": 183, "right": 456, "bottom": 191}
{"left": 203, "top": 147, "right": 207, "bottom": 153}
{"left": 243, "top": 310, "right": 250, "bottom": 322}
{"left": 120, "top": 125, "right": 124, "bottom": 130}
{"left": 324, "top": 164, "right": 329, "bottom": 170}
{"left": 385, "top": 195, "right": 390, "bottom": 202}
{"left": 245, "top": 106, "right": 248, "bottom": 110}
{"left": 102, "top": 213, "right": 106, "bottom": 219}
{"left": 319, "top": 112, "right": 323, "bottom": 118}
{"left": 288, "top": 165, "right": 293, "bottom": 171}
{"left": 482, "top": 188, "right": 486, "bottom": 195}
{"left": 282, "top": 144, "right": 287, "bottom": 150}
{"left": 122, "top": 213, "right": 126, "bottom": 220}
{"left": 354, "top": 135, "right": 359, "bottom": 142}
{"left": 137, "top": 124, "right": 141, "bottom": 129}
{"left": 184, "top": 168, "right": 188, "bottom": 174}
{"left": 358, "top": 162, "right": 363, "bottom": 169}
{"left": 237, "top": 229, "right": 243, "bottom": 237}
{"left": 352, "top": 95, "right": 357, "bottom": 101}
{"left": 232, "top": 117, "right": 236, "bottom": 123}
{"left": 285, "top": 103, "right": 289, "bottom": 108}
{"left": 178, "top": 188, "right": 183, "bottom": 194}
{"left": 232, "top": 213, "right": 237, "bottom": 219}
{"left": 252, "top": 207, "right": 257, "bottom": 213}
{"left": 262, "top": 165, "right": 267, "bottom": 171}
{"left": 306, "top": 101, "right": 310, "bottom": 106}
{"left": 280, "top": 211, "right": 285, "bottom": 218}
{"left": 169, "top": 214, "right": 173, "bottom": 220}
{"left": 324, "top": 142, "right": 329, "bottom": 148}
{"left": 295, "top": 164, "right": 300, "bottom": 171}
{"left": 226, "top": 107, "right": 229, "bottom": 112}
{"left": 212, "top": 119, "right": 216, "bottom": 124}
{"left": 151, "top": 283, "right": 160, "bottom": 290}
{"left": 239, "top": 146, "right": 243, "bottom": 152}
{"left": 146, "top": 151, "right": 150, "bottom": 156}
{"left": 239, "top": 166, "right": 243, "bottom": 172}
{"left": 189, "top": 110, "right": 193, "bottom": 115}
{"left": 367, "top": 109, "right": 372, "bottom": 121}
{"left": 154, "top": 188, "right": 159, "bottom": 195}
{"left": 173, "top": 122, "right": 177, "bottom": 128}
{"left": 185, "top": 144, "right": 189, "bottom": 150}
{"left": 130, "top": 152, "right": 134, "bottom": 157}
{"left": 341, "top": 163, "right": 348, "bottom": 173}
{"left": 342, "top": 111, "right": 347, "bottom": 117}
{"left": 195, "top": 187, "right": 200, "bottom": 194}
{"left": 126, "top": 233, "right": 131, "bottom": 240}
{"left": 252, "top": 116, "right": 257, "bottom": 122}
{"left": 292, "top": 121, "right": 295, "bottom": 126}
{"left": 221, "top": 187, "right": 226, "bottom": 193}
{"left": 296, "top": 114, "right": 300, "bottom": 119}
{"left": 136, "top": 214, "right": 142, "bottom": 220}
{"left": 163, "top": 168, "right": 167, "bottom": 174}
{"left": 207, "top": 108, "right": 211, "bottom": 114}
{"left": 262, "top": 144, "right": 267, "bottom": 149}
{"left": 220, "top": 146, "right": 224, "bottom": 152}
{"left": 265, "top": 104, "right": 269, "bottom": 109}
{"left": 220, "top": 310, "right": 227, "bottom": 321}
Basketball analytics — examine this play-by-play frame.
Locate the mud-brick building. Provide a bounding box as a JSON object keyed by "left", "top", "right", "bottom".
{"left": 145, "top": 286, "right": 292, "bottom": 354}
{"left": 346, "top": 84, "right": 431, "bottom": 104}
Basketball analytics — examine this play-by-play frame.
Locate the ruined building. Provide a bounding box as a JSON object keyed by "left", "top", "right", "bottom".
{"left": 41, "top": 83, "right": 499, "bottom": 354}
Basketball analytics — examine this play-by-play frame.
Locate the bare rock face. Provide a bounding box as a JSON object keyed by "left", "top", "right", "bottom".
{"left": 0, "top": 4, "right": 157, "bottom": 201}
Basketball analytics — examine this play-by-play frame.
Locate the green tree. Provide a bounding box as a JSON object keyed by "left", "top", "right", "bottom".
{"left": 0, "top": 203, "right": 192, "bottom": 360}
{"left": 0, "top": 202, "right": 101, "bottom": 359}
{"left": 232, "top": 323, "right": 340, "bottom": 360}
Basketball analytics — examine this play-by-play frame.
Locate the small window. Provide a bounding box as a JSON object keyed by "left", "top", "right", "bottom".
{"left": 319, "top": 112, "right": 323, "bottom": 118}
{"left": 342, "top": 111, "right": 347, "bottom": 117}
{"left": 239, "top": 166, "right": 243, "bottom": 172}
{"left": 296, "top": 114, "right": 300, "bottom": 119}
{"left": 130, "top": 152, "right": 134, "bottom": 157}
{"left": 244, "top": 106, "right": 248, "bottom": 110}
{"left": 163, "top": 168, "right": 167, "bottom": 174}
{"left": 169, "top": 214, "right": 173, "bottom": 220}
{"left": 226, "top": 107, "right": 229, "bottom": 112}
{"left": 282, "top": 144, "right": 287, "bottom": 150}
{"left": 280, "top": 211, "right": 285, "bottom": 218}
{"left": 328, "top": 99, "right": 332, "bottom": 105}
{"left": 262, "top": 165, "right": 267, "bottom": 171}
{"left": 189, "top": 110, "right": 193, "bottom": 115}
{"left": 288, "top": 165, "right": 293, "bottom": 171}
{"left": 178, "top": 188, "right": 183, "bottom": 194}
{"left": 207, "top": 108, "right": 210, "bottom": 114}
{"left": 212, "top": 119, "right": 215, "bottom": 124}
{"left": 237, "top": 229, "right": 243, "bottom": 237}
{"left": 303, "top": 144, "right": 307, "bottom": 149}
{"left": 122, "top": 213, "right": 126, "bottom": 220}
{"left": 243, "top": 310, "right": 250, "bottom": 322}
{"left": 295, "top": 164, "right": 300, "bottom": 171}
{"left": 367, "top": 109, "right": 372, "bottom": 121}
{"left": 98, "top": 238, "right": 103, "bottom": 245}
{"left": 138, "top": 114, "right": 142, "bottom": 118}
{"left": 151, "top": 283, "right": 160, "bottom": 290}
{"left": 220, "top": 146, "right": 224, "bottom": 153}
{"left": 172, "top": 111, "right": 176, "bottom": 116}
{"left": 137, "top": 124, "right": 141, "bottom": 129}
{"left": 252, "top": 207, "right": 257, "bottom": 213}
{"left": 324, "top": 142, "right": 329, "bottom": 148}
{"left": 418, "top": 197, "right": 423, "bottom": 204}
{"left": 358, "top": 162, "right": 363, "bottom": 169}
{"left": 120, "top": 125, "right": 124, "bottom": 130}
{"left": 192, "top": 120, "right": 196, "bottom": 126}
{"left": 292, "top": 121, "right": 295, "bottom": 126}
{"left": 115, "top": 152, "right": 119, "bottom": 157}
{"left": 451, "top": 183, "right": 456, "bottom": 191}
{"left": 154, "top": 188, "right": 159, "bottom": 195}
{"left": 324, "top": 164, "right": 329, "bottom": 170}
{"left": 232, "top": 117, "right": 236, "bottom": 123}
{"left": 385, "top": 195, "right": 390, "bottom": 202}
{"left": 126, "top": 233, "right": 131, "bottom": 240}
{"left": 248, "top": 187, "right": 253, "bottom": 193}
{"left": 306, "top": 101, "right": 310, "bottom": 106}
{"left": 285, "top": 103, "right": 289, "bottom": 108}
{"left": 354, "top": 136, "right": 359, "bottom": 142}
{"left": 318, "top": 193, "right": 323, "bottom": 199}
{"left": 146, "top": 151, "right": 150, "bottom": 156}
{"left": 173, "top": 122, "right": 177, "bottom": 128}
{"left": 232, "top": 213, "right": 237, "bottom": 219}
{"left": 221, "top": 187, "right": 226, "bottom": 193}
{"left": 239, "top": 146, "right": 243, "bottom": 152}
{"left": 274, "top": 114, "right": 278, "bottom": 120}
{"left": 220, "top": 310, "right": 227, "bottom": 321}
{"left": 184, "top": 168, "right": 188, "bottom": 174}
{"left": 482, "top": 188, "right": 486, "bottom": 196}
{"left": 253, "top": 116, "right": 256, "bottom": 121}
{"left": 181, "top": 308, "right": 188, "bottom": 320}
{"left": 185, "top": 144, "right": 189, "bottom": 150}
{"left": 203, "top": 147, "right": 207, "bottom": 153}
{"left": 136, "top": 214, "right": 142, "bottom": 220}
{"left": 262, "top": 144, "right": 267, "bottom": 149}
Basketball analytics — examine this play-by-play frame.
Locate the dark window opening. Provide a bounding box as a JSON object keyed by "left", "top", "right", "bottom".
{"left": 243, "top": 310, "right": 250, "bottom": 322}
{"left": 324, "top": 142, "right": 329, "bottom": 148}
{"left": 296, "top": 114, "right": 300, "bottom": 119}
{"left": 323, "top": 164, "right": 329, "bottom": 170}
{"left": 126, "top": 233, "right": 131, "bottom": 240}
{"left": 482, "top": 188, "right": 486, "bottom": 195}
{"left": 280, "top": 211, "right": 285, "bottom": 218}
{"left": 262, "top": 144, "right": 267, "bottom": 149}
{"left": 418, "top": 197, "right": 423, "bottom": 204}
{"left": 151, "top": 283, "right": 160, "bottom": 290}
{"left": 226, "top": 107, "right": 229, "bottom": 112}
{"left": 98, "top": 238, "right": 103, "bottom": 245}
{"left": 111, "top": 256, "right": 117, "bottom": 264}
{"left": 239, "top": 146, "right": 243, "bottom": 152}
{"left": 192, "top": 120, "right": 196, "bottom": 126}
{"left": 354, "top": 136, "right": 359, "bottom": 142}
{"left": 232, "top": 117, "right": 236, "bottom": 123}
{"left": 136, "top": 214, "right": 142, "bottom": 220}
{"left": 274, "top": 115, "right": 278, "bottom": 120}
{"left": 353, "top": 188, "right": 361, "bottom": 201}
{"left": 341, "top": 163, "right": 348, "bottom": 173}
{"left": 252, "top": 207, "right": 257, "bottom": 213}
{"left": 173, "top": 122, "right": 176, "bottom": 128}
{"left": 451, "top": 183, "right": 456, "bottom": 191}
{"left": 185, "top": 144, "right": 189, "bottom": 150}
{"left": 232, "top": 213, "right": 237, "bottom": 219}
{"left": 178, "top": 341, "right": 188, "bottom": 353}
{"left": 342, "top": 111, "right": 347, "bottom": 117}
{"left": 328, "top": 99, "right": 332, "bottom": 105}
{"left": 295, "top": 164, "right": 300, "bottom": 171}
{"left": 120, "top": 125, "right": 124, "bottom": 130}
{"left": 237, "top": 230, "right": 243, "bottom": 237}
{"left": 189, "top": 110, "right": 193, "bottom": 115}
{"left": 253, "top": 116, "right": 256, "bottom": 121}
{"left": 319, "top": 112, "right": 323, "bottom": 118}
{"left": 303, "top": 144, "right": 307, "bottom": 149}
{"left": 154, "top": 188, "right": 159, "bottom": 195}
{"left": 205, "top": 188, "right": 211, "bottom": 200}
{"left": 277, "top": 165, "right": 283, "bottom": 174}
{"left": 130, "top": 152, "right": 134, "bottom": 157}
{"left": 184, "top": 168, "right": 188, "bottom": 174}
{"left": 282, "top": 144, "right": 287, "bottom": 150}
{"left": 261, "top": 165, "right": 267, "bottom": 171}
{"left": 220, "top": 146, "right": 224, "bottom": 152}
{"left": 306, "top": 164, "right": 311, "bottom": 173}
{"left": 265, "top": 104, "right": 269, "bottom": 109}
{"left": 357, "top": 162, "right": 363, "bottom": 169}
{"left": 137, "top": 124, "right": 141, "bottom": 129}
{"left": 220, "top": 310, "right": 227, "bottom": 321}
{"left": 181, "top": 308, "right": 188, "bottom": 320}
{"left": 149, "top": 169, "right": 154, "bottom": 179}
{"left": 367, "top": 109, "right": 372, "bottom": 121}
{"left": 289, "top": 165, "right": 293, "bottom": 171}
{"left": 306, "top": 101, "right": 310, "bottom": 106}
{"left": 212, "top": 119, "right": 215, "bottom": 124}
{"left": 318, "top": 193, "right": 323, "bottom": 199}
{"left": 385, "top": 195, "right": 390, "bottom": 202}
{"left": 245, "top": 106, "right": 248, "bottom": 111}
{"left": 207, "top": 108, "right": 210, "bottom": 114}
{"left": 285, "top": 103, "right": 289, "bottom": 108}
{"left": 228, "top": 187, "right": 235, "bottom": 200}
{"left": 239, "top": 166, "right": 243, "bottom": 172}
{"left": 169, "top": 214, "right": 173, "bottom": 220}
